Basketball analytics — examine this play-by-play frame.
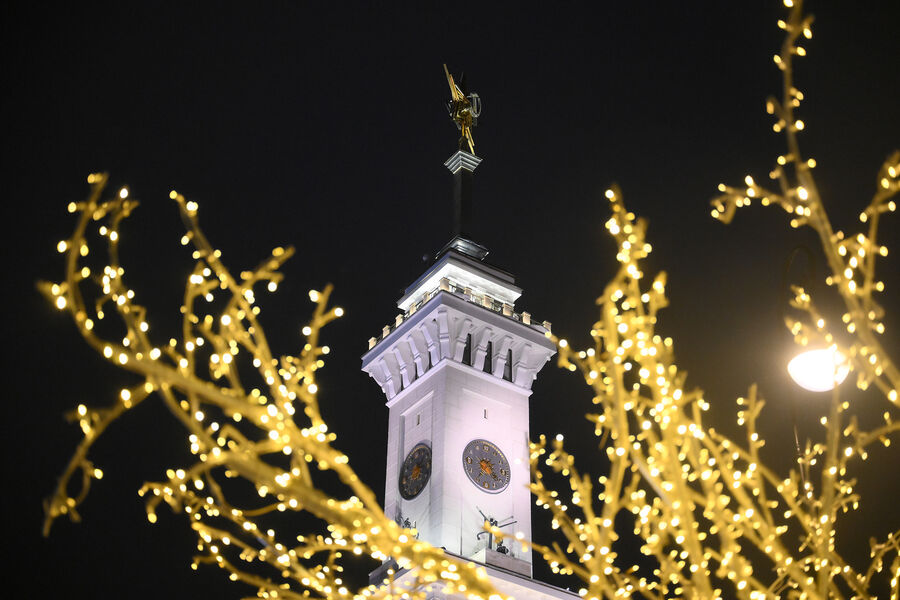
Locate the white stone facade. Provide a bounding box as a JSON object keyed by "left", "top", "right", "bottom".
{"left": 362, "top": 255, "right": 555, "bottom": 573}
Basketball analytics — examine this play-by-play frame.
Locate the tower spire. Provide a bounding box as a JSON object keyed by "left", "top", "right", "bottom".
{"left": 364, "top": 66, "right": 571, "bottom": 600}
{"left": 442, "top": 65, "right": 488, "bottom": 260}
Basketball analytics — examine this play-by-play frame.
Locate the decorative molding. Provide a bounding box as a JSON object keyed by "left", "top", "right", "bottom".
{"left": 443, "top": 150, "right": 482, "bottom": 174}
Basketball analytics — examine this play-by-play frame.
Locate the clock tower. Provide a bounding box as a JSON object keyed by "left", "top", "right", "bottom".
{"left": 362, "top": 146, "right": 556, "bottom": 580}
{"left": 362, "top": 69, "right": 577, "bottom": 600}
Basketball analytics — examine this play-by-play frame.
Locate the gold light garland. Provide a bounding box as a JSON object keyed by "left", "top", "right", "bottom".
{"left": 532, "top": 1, "right": 898, "bottom": 598}
{"left": 41, "top": 174, "right": 501, "bottom": 600}
{"left": 43, "top": 1, "right": 897, "bottom": 599}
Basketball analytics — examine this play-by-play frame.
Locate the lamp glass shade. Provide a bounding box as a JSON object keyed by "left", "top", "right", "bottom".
{"left": 787, "top": 347, "right": 850, "bottom": 392}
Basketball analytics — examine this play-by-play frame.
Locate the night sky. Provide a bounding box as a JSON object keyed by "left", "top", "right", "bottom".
{"left": 4, "top": 1, "right": 899, "bottom": 598}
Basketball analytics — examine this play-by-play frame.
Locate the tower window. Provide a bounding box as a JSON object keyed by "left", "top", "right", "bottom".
{"left": 416, "top": 413, "right": 421, "bottom": 426}
{"left": 503, "top": 349, "right": 513, "bottom": 381}
{"left": 483, "top": 341, "right": 493, "bottom": 374}
{"left": 462, "top": 333, "right": 473, "bottom": 366}
{"left": 483, "top": 409, "right": 488, "bottom": 419}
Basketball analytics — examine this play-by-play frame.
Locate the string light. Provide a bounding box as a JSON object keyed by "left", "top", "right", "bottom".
{"left": 41, "top": 174, "right": 499, "bottom": 600}
{"left": 41, "top": 2, "right": 897, "bottom": 599}
{"left": 535, "top": 2, "right": 897, "bottom": 598}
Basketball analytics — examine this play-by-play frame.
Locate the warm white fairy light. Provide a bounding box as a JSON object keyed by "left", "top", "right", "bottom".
{"left": 42, "top": 2, "right": 897, "bottom": 599}
{"left": 528, "top": 1, "right": 897, "bottom": 598}
{"left": 711, "top": 6, "right": 899, "bottom": 402}
{"left": 42, "top": 174, "right": 500, "bottom": 600}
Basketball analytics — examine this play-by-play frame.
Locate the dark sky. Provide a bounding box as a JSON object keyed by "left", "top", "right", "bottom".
{"left": 4, "top": 1, "right": 899, "bottom": 598}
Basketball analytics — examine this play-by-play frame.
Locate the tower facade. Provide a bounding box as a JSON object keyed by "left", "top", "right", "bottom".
{"left": 362, "top": 150, "right": 556, "bottom": 579}
{"left": 363, "top": 70, "right": 576, "bottom": 599}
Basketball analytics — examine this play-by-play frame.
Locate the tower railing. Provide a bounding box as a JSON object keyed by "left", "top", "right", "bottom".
{"left": 368, "top": 277, "right": 551, "bottom": 350}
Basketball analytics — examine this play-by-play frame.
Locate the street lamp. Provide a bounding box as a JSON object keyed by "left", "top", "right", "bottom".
{"left": 786, "top": 345, "right": 850, "bottom": 501}
{"left": 787, "top": 346, "right": 850, "bottom": 392}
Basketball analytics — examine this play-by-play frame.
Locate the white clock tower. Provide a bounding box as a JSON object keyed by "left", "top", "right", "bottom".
{"left": 363, "top": 69, "right": 577, "bottom": 600}
{"left": 362, "top": 151, "right": 568, "bottom": 590}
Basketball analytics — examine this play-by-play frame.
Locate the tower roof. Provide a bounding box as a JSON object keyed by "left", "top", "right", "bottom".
{"left": 397, "top": 246, "right": 521, "bottom": 312}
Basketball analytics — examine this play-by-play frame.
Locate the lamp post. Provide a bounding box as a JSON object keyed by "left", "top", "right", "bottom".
{"left": 786, "top": 344, "right": 850, "bottom": 595}
{"left": 786, "top": 345, "right": 850, "bottom": 501}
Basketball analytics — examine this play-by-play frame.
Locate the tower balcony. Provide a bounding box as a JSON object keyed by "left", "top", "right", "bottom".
{"left": 368, "top": 275, "right": 552, "bottom": 351}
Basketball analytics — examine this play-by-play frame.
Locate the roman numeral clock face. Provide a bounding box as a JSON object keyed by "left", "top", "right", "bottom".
{"left": 462, "top": 439, "right": 511, "bottom": 493}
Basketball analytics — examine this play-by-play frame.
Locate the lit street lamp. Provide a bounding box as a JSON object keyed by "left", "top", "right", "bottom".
{"left": 787, "top": 347, "right": 850, "bottom": 392}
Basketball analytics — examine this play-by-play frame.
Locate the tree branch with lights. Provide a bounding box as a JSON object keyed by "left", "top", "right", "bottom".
{"left": 41, "top": 174, "right": 501, "bottom": 600}
{"left": 42, "top": 2, "right": 898, "bottom": 600}
{"left": 531, "top": 1, "right": 898, "bottom": 598}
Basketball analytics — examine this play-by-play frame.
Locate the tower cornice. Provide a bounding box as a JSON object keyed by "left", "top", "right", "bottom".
{"left": 362, "top": 289, "right": 555, "bottom": 403}
{"left": 397, "top": 248, "right": 521, "bottom": 312}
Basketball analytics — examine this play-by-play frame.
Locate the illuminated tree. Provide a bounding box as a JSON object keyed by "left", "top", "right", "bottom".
{"left": 41, "top": 178, "right": 500, "bottom": 600}
{"left": 43, "top": 1, "right": 897, "bottom": 599}
{"left": 536, "top": 2, "right": 899, "bottom": 598}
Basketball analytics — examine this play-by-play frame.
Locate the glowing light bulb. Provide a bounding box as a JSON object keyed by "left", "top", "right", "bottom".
{"left": 787, "top": 347, "right": 850, "bottom": 392}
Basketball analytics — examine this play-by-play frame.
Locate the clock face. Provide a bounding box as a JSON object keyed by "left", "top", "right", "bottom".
{"left": 399, "top": 443, "right": 432, "bottom": 500}
{"left": 462, "top": 439, "right": 511, "bottom": 493}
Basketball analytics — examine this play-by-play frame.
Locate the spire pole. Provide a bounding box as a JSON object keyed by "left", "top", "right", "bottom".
{"left": 441, "top": 65, "right": 488, "bottom": 260}
{"left": 444, "top": 150, "right": 482, "bottom": 239}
